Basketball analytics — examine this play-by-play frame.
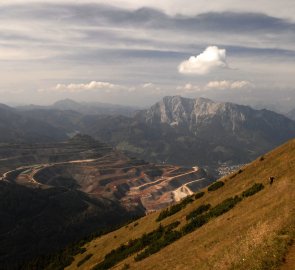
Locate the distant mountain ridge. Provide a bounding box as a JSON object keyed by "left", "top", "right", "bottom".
{"left": 137, "top": 96, "right": 295, "bottom": 143}
{"left": 1, "top": 96, "right": 295, "bottom": 170}
{"left": 17, "top": 98, "right": 139, "bottom": 117}
{"left": 0, "top": 103, "right": 67, "bottom": 143}
{"left": 89, "top": 96, "right": 295, "bottom": 168}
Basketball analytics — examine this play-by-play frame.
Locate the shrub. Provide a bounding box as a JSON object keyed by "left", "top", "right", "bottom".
{"left": 156, "top": 209, "right": 169, "bottom": 222}
{"left": 156, "top": 205, "right": 182, "bottom": 222}
{"left": 93, "top": 222, "right": 179, "bottom": 269}
{"left": 134, "top": 230, "right": 182, "bottom": 261}
{"left": 186, "top": 204, "right": 211, "bottom": 220}
{"left": 208, "top": 196, "right": 242, "bottom": 218}
{"left": 195, "top": 191, "right": 205, "bottom": 199}
{"left": 165, "top": 221, "right": 180, "bottom": 232}
{"left": 242, "top": 183, "right": 264, "bottom": 198}
{"left": 77, "top": 254, "right": 93, "bottom": 267}
{"left": 208, "top": 181, "right": 224, "bottom": 192}
{"left": 182, "top": 215, "right": 208, "bottom": 235}
{"left": 180, "top": 196, "right": 194, "bottom": 206}
{"left": 229, "top": 173, "right": 237, "bottom": 179}
{"left": 156, "top": 196, "right": 194, "bottom": 222}
{"left": 95, "top": 182, "right": 266, "bottom": 269}
{"left": 168, "top": 204, "right": 182, "bottom": 215}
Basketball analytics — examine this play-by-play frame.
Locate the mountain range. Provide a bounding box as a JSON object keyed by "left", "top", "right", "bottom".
{"left": 79, "top": 96, "right": 295, "bottom": 171}
{"left": 0, "top": 97, "right": 294, "bottom": 269}
{"left": 17, "top": 99, "right": 139, "bottom": 117}
{"left": 1, "top": 96, "right": 295, "bottom": 172}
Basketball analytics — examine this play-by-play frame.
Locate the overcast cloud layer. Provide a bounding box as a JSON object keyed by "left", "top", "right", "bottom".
{"left": 0, "top": 1, "right": 295, "bottom": 111}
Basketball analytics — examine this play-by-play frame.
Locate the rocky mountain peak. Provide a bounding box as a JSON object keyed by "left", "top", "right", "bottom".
{"left": 141, "top": 96, "right": 248, "bottom": 129}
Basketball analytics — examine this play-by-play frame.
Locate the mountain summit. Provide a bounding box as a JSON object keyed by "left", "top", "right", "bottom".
{"left": 126, "top": 96, "right": 295, "bottom": 167}
{"left": 140, "top": 96, "right": 295, "bottom": 140}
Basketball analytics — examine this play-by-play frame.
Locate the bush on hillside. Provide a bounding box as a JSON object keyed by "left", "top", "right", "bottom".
{"left": 242, "top": 183, "right": 264, "bottom": 198}
{"left": 156, "top": 204, "right": 182, "bottom": 222}
{"left": 156, "top": 196, "right": 194, "bottom": 222}
{"left": 208, "top": 196, "right": 242, "bottom": 218}
{"left": 186, "top": 204, "right": 211, "bottom": 220}
{"left": 208, "top": 181, "right": 224, "bottom": 192}
{"left": 134, "top": 230, "right": 182, "bottom": 261}
{"left": 165, "top": 221, "right": 180, "bottom": 232}
{"left": 195, "top": 191, "right": 205, "bottom": 199}
{"left": 93, "top": 181, "right": 266, "bottom": 269}
{"left": 77, "top": 254, "right": 93, "bottom": 267}
{"left": 93, "top": 222, "right": 179, "bottom": 270}
{"left": 182, "top": 215, "right": 208, "bottom": 235}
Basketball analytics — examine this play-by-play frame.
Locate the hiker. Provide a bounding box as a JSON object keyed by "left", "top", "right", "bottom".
{"left": 269, "top": 176, "right": 275, "bottom": 185}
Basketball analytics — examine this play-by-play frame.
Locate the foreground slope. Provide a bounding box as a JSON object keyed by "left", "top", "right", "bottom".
{"left": 67, "top": 138, "right": 295, "bottom": 270}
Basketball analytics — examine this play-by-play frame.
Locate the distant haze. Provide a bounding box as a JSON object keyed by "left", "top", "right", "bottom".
{"left": 0, "top": 1, "right": 295, "bottom": 112}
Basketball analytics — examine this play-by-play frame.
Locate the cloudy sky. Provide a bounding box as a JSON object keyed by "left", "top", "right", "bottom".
{"left": 1, "top": 1, "right": 295, "bottom": 111}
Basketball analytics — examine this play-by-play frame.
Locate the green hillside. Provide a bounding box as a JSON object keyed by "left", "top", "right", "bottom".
{"left": 66, "top": 139, "right": 295, "bottom": 270}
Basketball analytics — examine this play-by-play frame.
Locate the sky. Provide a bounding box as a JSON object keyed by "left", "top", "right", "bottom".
{"left": 1, "top": 0, "right": 295, "bottom": 112}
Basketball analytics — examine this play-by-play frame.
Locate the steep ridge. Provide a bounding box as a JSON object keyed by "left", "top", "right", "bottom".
{"left": 66, "top": 138, "right": 295, "bottom": 270}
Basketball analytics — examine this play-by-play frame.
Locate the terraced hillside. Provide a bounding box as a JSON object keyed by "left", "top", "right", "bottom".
{"left": 34, "top": 160, "right": 210, "bottom": 213}
{"left": 1, "top": 138, "right": 212, "bottom": 213}
{"left": 0, "top": 134, "right": 111, "bottom": 175}
{"left": 66, "top": 138, "right": 295, "bottom": 270}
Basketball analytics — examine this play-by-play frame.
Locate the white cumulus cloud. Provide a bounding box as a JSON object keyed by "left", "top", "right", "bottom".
{"left": 54, "top": 81, "right": 116, "bottom": 93}
{"left": 178, "top": 46, "right": 228, "bottom": 75}
{"left": 176, "top": 83, "right": 201, "bottom": 93}
{"left": 142, "top": 83, "right": 154, "bottom": 88}
{"left": 205, "top": 80, "right": 253, "bottom": 90}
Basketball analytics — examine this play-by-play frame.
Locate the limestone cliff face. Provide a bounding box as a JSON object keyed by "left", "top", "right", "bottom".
{"left": 138, "top": 96, "right": 295, "bottom": 141}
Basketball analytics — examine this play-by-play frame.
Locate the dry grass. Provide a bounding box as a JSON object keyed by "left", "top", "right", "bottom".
{"left": 66, "top": 139, "right": 295, "bottom": 270}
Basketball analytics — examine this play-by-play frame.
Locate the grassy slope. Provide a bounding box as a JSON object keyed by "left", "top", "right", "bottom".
{"left": 66, "top": 139, "right": 295, "bottom": 270}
